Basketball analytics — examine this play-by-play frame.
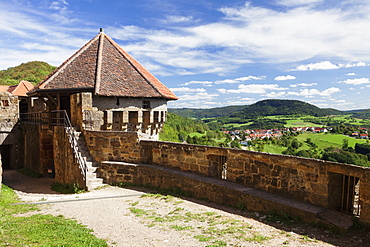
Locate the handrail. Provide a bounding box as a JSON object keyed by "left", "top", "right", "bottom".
{"left": 21, "top": 110, "right": 87, "bottom": 180}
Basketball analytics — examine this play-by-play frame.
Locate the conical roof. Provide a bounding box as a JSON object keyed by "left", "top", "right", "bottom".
{"left": 31, "top": 31, "right": 178, "bottom": 100}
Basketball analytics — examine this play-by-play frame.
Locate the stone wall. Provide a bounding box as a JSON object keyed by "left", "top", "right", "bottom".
{"left": 53, "top": 126, "right": 85, "bottom": 187}
{"left": 22, "top": 124, "right": 53, "bottom": 175}
{"left": 0, "top": 92, "right": 20, "bottom": 169}
{"left": 84, "top": 130, "right": 141, "bottom": 164}
{"left": 137, "top": 140, "right": 370, "bottom": 223}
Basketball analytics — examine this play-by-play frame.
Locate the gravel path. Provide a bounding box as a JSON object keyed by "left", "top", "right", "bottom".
{"left": 2, "top": 170, "right": 365, "bottom": 247}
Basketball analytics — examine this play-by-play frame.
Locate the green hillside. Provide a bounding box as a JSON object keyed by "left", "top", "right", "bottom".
{"left": 169, "top": 105, "right": 245, "bottom": 119}
{"left": 0, "top": 61, "right": 56, "bottom": 85}
{"left": 235, "top": 99, "right": 332, "bottom": 118}
{"left": 159, "top": 112, "right": 210, "bottom": 142}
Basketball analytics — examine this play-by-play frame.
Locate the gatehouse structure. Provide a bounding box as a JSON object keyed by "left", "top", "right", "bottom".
{"left": 2, "top": 30, "right": 370, "bottom": 229}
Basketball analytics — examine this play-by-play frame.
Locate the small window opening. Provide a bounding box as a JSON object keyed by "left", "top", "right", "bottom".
{"left": 154, "top": 111, "right": 159, "bottom": 123}
{"left": 143, "top": 100, "right": 151, "bottom": 109}
{"left": 2, "top": 100, "right": 9, "bottom": 106}
{"left": 116, "top": 98, "right": 120, "bottom": 106}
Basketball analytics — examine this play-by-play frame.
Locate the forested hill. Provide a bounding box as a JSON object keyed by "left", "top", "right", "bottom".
{"left": 171, "top": 99, "right": 346, "bottom": 119}
{"left": 234, "top": 99, "right": 341, "bottom": 118}
{"left": 0, "top": 61, "right": 56, "bottom": 85}
{"left": 169, "top": 105, "right": 245, "bottom": 119}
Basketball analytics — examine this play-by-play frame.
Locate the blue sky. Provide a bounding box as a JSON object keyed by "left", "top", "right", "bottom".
{"left": 1, "top": 0, "right": 370, "bottom": 110}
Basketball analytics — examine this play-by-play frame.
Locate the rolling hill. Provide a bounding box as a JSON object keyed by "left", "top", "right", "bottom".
{"left": 0, "top": 61, "right": 56, "bottom": 85}
{"left": 170, "top": 99, "right": 347, "bottom": 120}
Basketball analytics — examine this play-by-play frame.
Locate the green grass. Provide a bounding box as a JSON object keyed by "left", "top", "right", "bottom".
{"left": 0, "top": 184, "right": 108, "bottom": 246}
{"left": 189, "top": 132, "right": 205, "bottom": 138}
{"left": 259, "top": 132, "right": 367, "bottom": 155}
{"left": 296, "top": 132, "right": 367, "bottom": 149}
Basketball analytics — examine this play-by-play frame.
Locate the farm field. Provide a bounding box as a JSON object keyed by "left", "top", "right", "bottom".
{"left": 250, "top": 132, "right": 368, "bottom": 155}
{"left": 222, "top": 115, "right": 370, "bottom": 130}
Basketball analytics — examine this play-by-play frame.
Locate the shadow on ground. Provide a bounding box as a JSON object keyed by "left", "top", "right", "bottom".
{"left": 2, "top": 169, "right": 59, "bottom": 194}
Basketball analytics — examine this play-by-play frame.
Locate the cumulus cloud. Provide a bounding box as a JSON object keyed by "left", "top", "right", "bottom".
{"left": 292, "top": 61, "right": 368, "bottom": 71}
{"left": 292, "top": 61, "right": 340, "bottom": 71}
{"left": 218, "top": 84, "right": 288, "bottom": 94}
{"left": 265, "top": 91, "right": 287, "bottom": 97}
{"left": 341, "top": 62, "right": 367, "bottom": 68}
{"left": 274, "top": 75, "right": 296, "bottom": 81}
{"left": 338, "top": 78, "right": 370, "bottom": 85}
{"left": 288, "top": 87, "right": 341, "bottom": 97}
{"left": 181, "top": 80, "right": 213, "bottom": 86}
{"left": 290, "top": 83, "right": 317, "bottom": 87}
{"left": 214, "top": 76, "right": 266, "bottom": 84}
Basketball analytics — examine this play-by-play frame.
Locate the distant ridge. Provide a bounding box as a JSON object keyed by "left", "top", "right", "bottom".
{"left": 170, "top": 99, "right": 349, "bottom": 119}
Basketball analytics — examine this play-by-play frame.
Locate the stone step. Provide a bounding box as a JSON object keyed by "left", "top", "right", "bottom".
{"left": 86, "top": 178, "right": 105, "bottom": 190}
{"left": 87, "top": 166, "right": 98, "bottom": 173}
{"left": 86, "top": 171, "right": 99, "bottom": 179}
{"left": 86, "top": 161, "right": 98, "bottom": 167}
{"left": 87, "top": 182, "right": 105, "bottom": 190}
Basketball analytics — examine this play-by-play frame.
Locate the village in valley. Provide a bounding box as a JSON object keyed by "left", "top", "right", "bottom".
{"left": 226, "top": 126, "right": 369, "bottom": 145}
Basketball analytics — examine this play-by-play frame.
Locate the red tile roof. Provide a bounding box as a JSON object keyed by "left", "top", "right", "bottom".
{"left": 31, "top": 31, "right": 178, "bottom": 100}
{"left": 0, "top": 81, "right": 34, "bottom": 96}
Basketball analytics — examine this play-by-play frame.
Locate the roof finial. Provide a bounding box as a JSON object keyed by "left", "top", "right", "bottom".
{"left": 100, "top": 28, "right": 104, "bottom": 33}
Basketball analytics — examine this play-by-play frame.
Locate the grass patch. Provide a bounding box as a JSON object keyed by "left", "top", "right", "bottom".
{"left": 206, "top": 240, "right": 227, "bottom": 247}
{"left": 245, "top": 234, "right": 271, "bottom": 243}
{"left": 170, "top": 225, "right": 194, "bottom": 231}
{"left": 194, "top": 234, "right": 213, "bottom": 242}
{"left": 128, "top": 207, "right": 150, "bottom": 217}
{"left": 0, "top": 184, "right": 107, "bottom": 246}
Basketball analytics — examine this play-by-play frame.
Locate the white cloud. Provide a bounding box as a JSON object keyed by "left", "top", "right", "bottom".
{"left": 288, "top": 87, "right": 341, "bottom": 97}
{"left": 214, "top": 76, "right": 266, "bottom": 84}
{"left": 290, "top": 83, "right": 317, "bottom": 87}
{"left": 293, "top": 61, "right": 368, "bottom": 71}
{"left": 265, "top": 91, "right": 287, "bottom": 97}
{"left": 347, "top": 73, "right": 356, "bottom": 76}
{"left": 277, "top": 0, "right": 323, "bottom": 7}
{"left": 181, "top": 80, "right": 213, "bottom": 86}
{"left": 274, "top": 75, "right": 296, "bottom": 81}
{"left": 106, "top": 1, "right": 370, "bottom": 75}
{"left": 161, "top": 15, "right": 195, "bottom": 24}
{"left": 338, "top": 78, "right": 370, "bottom": 85}
{"left": 292, "top": 61, "right": 340, "bottom": 71}
{"left": 341, "top": 62, "right": 367, "bottom": 68}
{"left": 178, "top": 92, "right": 218, "bottom": 101}
{"left": 170, "top": 87, "right": 206, "bottom": 93}
{"left": 218, "top": 84, "right": 288, "bottom": 94}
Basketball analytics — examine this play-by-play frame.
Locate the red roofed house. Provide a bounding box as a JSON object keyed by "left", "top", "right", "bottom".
{"left": 27, "top": 29, "right": 177, "bottom": 138}
{"left": 22, "top": 30, "right": 178, "bottom": 189}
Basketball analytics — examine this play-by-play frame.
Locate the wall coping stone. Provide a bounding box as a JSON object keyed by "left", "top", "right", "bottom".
{"left": 101, "top": 161, "right": 139, "bottom": 167}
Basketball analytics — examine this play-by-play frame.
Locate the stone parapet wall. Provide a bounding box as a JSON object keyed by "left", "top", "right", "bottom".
{"left": 99, "top": 161, "right": 330, "bottom": 226}
{"left": 139, "top": 140, "right": 370, "bottom": 222}
{"left": 84, "top": 130, "right": 141, "bottom": 164}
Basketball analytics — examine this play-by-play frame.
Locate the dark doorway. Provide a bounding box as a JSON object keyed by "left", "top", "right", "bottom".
{"left": 0, "top": 145, "right": 11, "bottom": 169}
{"left": 328, "top": 172, "right": 360, "bottom": 216}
